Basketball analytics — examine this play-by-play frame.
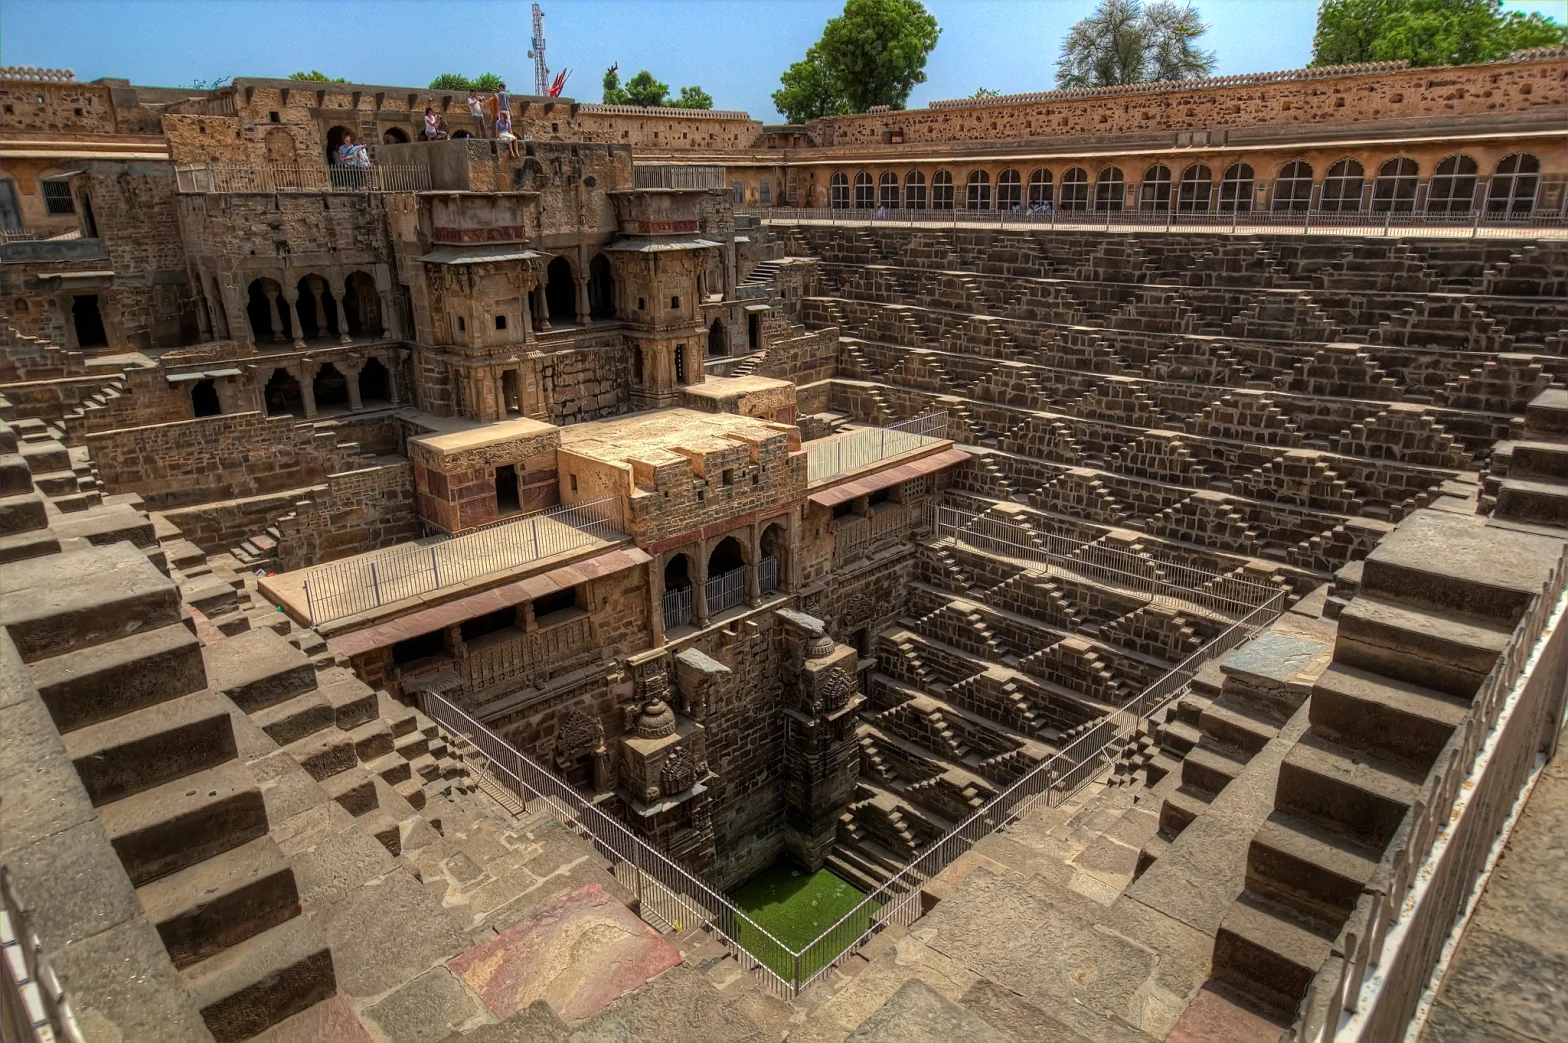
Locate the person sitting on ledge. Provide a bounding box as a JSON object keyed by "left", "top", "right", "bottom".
{"left": 424, "top": 106, "right": 449, "bottom": 140}
{"left": 495, "top": 108, "right": 521, "bottom": 157}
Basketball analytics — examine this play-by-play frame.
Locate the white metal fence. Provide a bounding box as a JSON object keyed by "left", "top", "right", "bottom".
{"left": 301, "top": 497, "right": 623, "bottom": 625}
{"left": 759, "top": 555, "right": 779, "bottom": 595}
{"left": 421, "top": 511, "right": 1284, "bottom": 995}
{"left": 805, "top": 411, "right": 948, "bottom": 485}
{"left": 705, "top": 566, "right": 747, "bottom": 614}
{"left": 662, "top": 586, "right": 692, "bottom": 632}
{"left": 633, "top": 165, "right": 727, "bottom": 190}
{"left": 1, "top": 865, "right": 84, "bottom": 1043}
{"left": 175, "top": 163, "right": 433, "bottom": 194}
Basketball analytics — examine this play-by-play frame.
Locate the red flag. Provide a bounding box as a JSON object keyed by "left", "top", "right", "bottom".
{"left": 548, "top": 70, "right": 569, "bottom": 97}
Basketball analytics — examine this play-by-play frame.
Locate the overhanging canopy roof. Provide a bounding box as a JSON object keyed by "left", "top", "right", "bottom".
{"left": 419, "top": 245, "right": 541, "bottom": 265}
{"left": 808, "top": 447, "right": 970, "bottom": 508}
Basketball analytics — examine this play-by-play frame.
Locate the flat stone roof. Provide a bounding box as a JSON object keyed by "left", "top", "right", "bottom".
{"left": 559, "top": 408, "right": 789, "bottom": 467}
{"left": 681, "top": 375, "right": 793, "bottom": 402}
{"left": 409, "top": 416, "right": 558, "bottom": 457}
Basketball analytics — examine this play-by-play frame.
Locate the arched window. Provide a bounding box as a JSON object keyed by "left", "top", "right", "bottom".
{"left": 1320, "top": 158, "right": 1365, "bottom": 212}
{"left": 904, "top": 170, "right": 927, "bottom": 209}
{"left": 1427, "top": 155, "right": 1478, "bottom": 214}
{"left": 1094, "top": 166, "right": 1124, "bottom": 212}
{"left": 829, "top": 172, "right": 849, "bottom": 209}
{"left": 1272, "top": 161, "right": 1313, "bottom": 212}
{"left": 1140, "top": 165, "right": 1172, "bottom": 211}
{"left": 1372, "top": 157, "right": 1418, "bottom": 213}
{"left": 878, "top": 171, "right": 899, "bottom": 209}
{"left": 1488, "top": 153, "right": 1540, "bottom": 215}
{"left": 996, "top": 168, "right": 1022, "bottom": 211}
{"left": 1219, "top": 163, "right": 1254, "bottom": 213}
{"left": 1027, "top": 168, "right": 1052, "bottom": 209}
{"left": 1060, "top": 167, "right": 1090, "bottom": 211}
{"left": 965, "top": 169, "right": 991, "bottom": 210}
{"left": 932, "top": 170, "right": 954, "bottom": 210}
{"left": 382, "top": 127, "right": 409, "bottom": 144}
{"left": 1178, "top": 164, "right": 1213, "bottom": 212}
{"left": 853, "top": 171, "right": 874, "bottom": 209}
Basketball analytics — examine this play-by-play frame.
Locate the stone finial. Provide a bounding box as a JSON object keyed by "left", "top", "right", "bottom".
{"left": 634, "top": 698, "right": 676, "bottom": 739}
{"left": 805, "top": 633, "right": 836, "bottom": 659}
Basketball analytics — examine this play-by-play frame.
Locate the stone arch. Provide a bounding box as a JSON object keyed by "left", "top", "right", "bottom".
{"left": 1060, "top": 167, "right": 1089, "bottom": 211}
{"left": 1140, "top": 164, "right": 1172, "bottom": 211}
{"left": 1219, "top": 163, "right": 1254, "bottom": 212}
{"left": 708, "top": 317, "right": 727, "bottom": 357}
{"left": 343, "top": 269, "right": 382, "bottom": 337}
{"left": 324, "top": 125, "right": 355, "bottom": 164}
{"left": 878, "top": 171, "right": 899, "bottom": 209}
{"left": 359, "top": 356, "right": 392, "bottom": 405}
{"left": 1428, "top": 154, "right": 1478, "bottom": 213}
{"left": 264, "top": 367, "right": 304, "bottom": 417}
{"left": 1372, "top": 157, "right": 1419, "bottom": 213}
{"left": 965, "top": 169, "right": 990, "bottom": 210}
{"left": 1027, "top": 168, "right": 1052, "bottom": 208}
{"left": 1488, "top": 152, "right": 1540, "bottom": 215}
{"left": 545, "top": 255, "right": 576, "bottom": 324}
{"left": 853, "top": 171, "right": 873, "bottom": 209}
{"left": 313, "top": 362, "right": 350, "bottom": 412}
{"left": 190, "top": 378, "right": 221, "bottom": 418}
{"left": 1178, "top": 164, "right": 1213, "bottom": 212}
{"left": 707, "top": 534, "right": 748, "bottom": 576}
{"left": 1272, "top": 160, "right": 1313, "bottom": 212}
{"left": 246, "top": 278, "right": 289, "bottom": 342}
{"left": 1094, "top": 166, "right": 1124, "bottom": 212}
{"left": 588, "top": 253, "right": 616, "bottom": 319}
{"left": 382, "top": 127, "right": 409, "bottom": 144}
{"left": 996, "top": 168, "right": 1021, "bottom": 211}
{"left": 931, "top": 170, "right": 954, "bottom": 210}
{"left": 903, "top": 170, "right": 926, "bottom": 210}
{"left": 1321, "top": 157, "right": 1365, "bottom": 212}
{"left": 829, "top": 171, "right": 849, "bottom": 209}
{"left": 294, "top": 274, "right": 334, "bottom": 338}
{"left": 759, "top": 520, "right": 788, "bottom": 593}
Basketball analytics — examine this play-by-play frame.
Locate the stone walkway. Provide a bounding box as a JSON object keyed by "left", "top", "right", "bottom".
{"left": 1421, "top": 720, "right": 1568, "bottom": 1043}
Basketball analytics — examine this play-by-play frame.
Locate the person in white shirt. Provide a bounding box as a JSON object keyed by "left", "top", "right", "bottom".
{"left": 467, "top": 90, "right": 487, "bottom": 138}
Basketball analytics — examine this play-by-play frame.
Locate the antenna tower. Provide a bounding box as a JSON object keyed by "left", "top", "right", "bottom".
{"left": 527, "top": 4, "right": 549, "bottom": 97}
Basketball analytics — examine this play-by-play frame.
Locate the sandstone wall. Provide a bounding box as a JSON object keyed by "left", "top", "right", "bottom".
{"left": 157, "top": 486, "right": 317, "bottom": 556}
{"left": 277, "top": 460, "right": 418, "bottom": 569}
{"left": 88, "top": 410, "right": 365, "bottom": 508}
{"left": 806, "top": 54, "right": 1566, "bottom": 148}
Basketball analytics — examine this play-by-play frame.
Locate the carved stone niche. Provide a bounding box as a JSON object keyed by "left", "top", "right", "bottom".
{"left": 775, "top": 606, "right": 864, "bottom": 721}
{"left": 553, "top": 707, "right": 612, "bottom": 792}
{"left": 674, "top": 646, "right": 731, "bottom": 722}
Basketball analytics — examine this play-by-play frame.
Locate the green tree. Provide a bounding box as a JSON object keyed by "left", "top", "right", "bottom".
{"left": 623, "top": 70, "right": 670, "bottom": 107}
{"left": 1056, "top": 0, "right": 1215, "bottom": 88}
{"left": 472, "top": 73, "right": 504, "bottom": 91}
{"left": 602, "top": 65, "right": 630, "bottom": 104}
{"left": 972, "top": 86, "right": 1000, "bottom": 98}
{"left": 289, "top": 70, "right": 347, "bottom": 83}
{"left": 1311, "top": 0, "right": 1566, "bottom": 68}
{"left": 817, "top": 0, "right": 941, "bottom": 111}
{"left": 670, "top": 85, "right": 715, "bottom": 109}
{"left": 428, "top": 73, "right": 472, "bottom": 91}
{"left": 772, "top": 45, "right": 847, "bottom": 123}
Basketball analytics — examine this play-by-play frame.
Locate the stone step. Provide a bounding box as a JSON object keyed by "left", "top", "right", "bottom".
{"left": 1309, "top": 662, "right": 1469, "bottom": 772}
{"left": 62, "top": 687, "right": 237, "bottom": 806}
{"left": 250, "top": 689, "right": 336, "bottom": 747}
{"left": 180, "top": 912, "right": 336, "bottom": 1043}
{"left": 29, "top": 620, "right": 207, "bottom": 732}
{"left": 1180, "top": 741, "right": 1249, "bottom": 797}
{"left": 182, "top": 578, "right": 239, "bottom": 616}
{"left": 204, "top": 628, "right": 319, "bottom": 713}
{"left": 1158, "top": 786, "right": 1211, "bottom": 837}
{"left": 49, "top": 503, "right": 156, "bottom": 549}
{"left": 409, "top": 753, "right": 441, "bottom": 783}
{"left": 1504, "top": 440, "right": 1568, "bottom": 481}
{"left": 1335, "top": 595, "right": 1511, "bottom": 699}
{"left": 1198, "top": 696, "right": 1278, "bottom": 757}
{"left": 394, "top": 730, "right": 430, "bottom": 760}
{"left": 136, "top": 835, "right": 301, "bottom": 970}
{"left": 0, "top": 526, "right": 60, "bottom": 563}
{"left": 320, "top": 766, "right": 379, "bottom": 816}
{"left": 1213, "top": 890, "right": 1338, "bottom": 1015}
{"left": 0, "top": 453, "right": 35, "bottom": 495}
{"left": 1495, "top": 477, "right": 1568, "bottom": 526}
{"left": 1159, "top": 719, "right": 1201, "bottom": 756}
{"left": 347, "top": 718, "right": 394, "bottom": 761}
{"left": 2, "top": 541, "right": 180, "bottom": 662}
{"left": 359, "top": 808, "right": 403, "bottom": 856}
{"left": 377, "top": 691, "right": 418, "bottom": 737}
{"left": 393, "top": 776, "right": 427, "bottom": 810}
{"left": 281, "top": 729, "right": 357, "bottom": 782}
{"left": 823, "top": 851, "right": 883, "bottom": 894}
{"left": 99, "top": 758, "right": 269, "bottom": 887}
{"left": 1357, "top": 510, "right": 1553, "bottom": 622}
{"left": 1276, "top": 731, "right": 1422, "bottom": 852}
{"left": 1246, "top": 809, "right": 1380, "bottom": 925}
{"left": 368, "top": 751, "right": 413, "bottom": 786}
{"left": 1523, "top": 386, "right": 1567, "bottom": 438}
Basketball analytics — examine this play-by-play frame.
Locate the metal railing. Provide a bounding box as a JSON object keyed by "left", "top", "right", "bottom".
{"left": 705, "top": 566, "right": 747, "bottom": 615}
{"left": 759, "top": 555, "right": 779, "bottom": 595}
{"left": 934, "top": 506, "right": 1277, "bottom": 620}
{"left": 301, "top": 497, "right": 623, "bottom": 625}
{"left": 174, "top": 162, "right": 433, "bottom": 194}
{"left": 633, "top": 165, "right": 727, "bottom": 190}
{"left": 806, "top": 411, "right": 949, "bottom": 485}
{"left": 422, "top": 524, "right": 1284, "bottom": 996}
{"left": 1, "top": 865, "right": 85, "bottom": 1043}
{"left": 662, "top": 586, "right": 693, "bottom": 632}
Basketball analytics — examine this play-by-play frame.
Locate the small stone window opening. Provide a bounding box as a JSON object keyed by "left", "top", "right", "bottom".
{"left": 637, "top": 297, "right": 646, "bottom": 311}
{"left": 722, "top": 468, "right": 734, "bottom": 486}
{"left": 74, "top": 107, "right": 83, "bottom": 117}
{"left": 461, "top": 606, "right": 518, "bottom": 642}
{"left": 457, "top": 316, "right": 465, "bottom": 331}
{"left": 495, "top": 314, "right": 507, "bottom": 330}
{"left": 269, "top": 111, "right": 281, "bottom": 122}
{"left": 670, "top": 296, "right": 680, "bottom": 310}
{"left": 532, "top": 587, "right": 579, "bottom": 626}
{"left": 868, "top": 487, "right": 892, "bottom": 508}
{"left": 3, "top": 105, "right": 13, "bottom": 115}
{"left": 495, "top": 464, "right": 521, "bottom": 516}
{"left": 831, "top": 501, "right": 855, "bottom": 520}
{"left": 42, "top": 181, "right": 75, "bottom": 215}
{"left": 570, "top": 473, "right": 579, "bottom": 493}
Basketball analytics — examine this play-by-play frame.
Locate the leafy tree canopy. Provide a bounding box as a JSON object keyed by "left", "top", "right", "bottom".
{"left": 1311, "top": 0, "right": 1566, "bottom": 68}
{"left": 670, "top": 85, "right": 715, "bottom": 110}
{"left": 600, "top": 66, "right": 712, "bottom": 108}
{"left": 288, "top": 70, "right": 347, "bottom": 83}
{"left": 773, "top": 0, "right": 940, "bottom": 121}
{"left": 472, "top": 73, "right": 504, "bottom": 91}
{"left": 972, "top": 86, "right": 1000, "bottom": 98}
{"left": 426, "top": 73, "right": 502, "bottom": 91}
{"left": 624, "top": 70, "right": 670, "bottom": 107}
{"left": 1056, "top": 0, "right": 1215, "bottom": 88}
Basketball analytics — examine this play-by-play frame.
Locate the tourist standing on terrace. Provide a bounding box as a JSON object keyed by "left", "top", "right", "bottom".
{"left": 467, "top": 90, "right": 487, "bottom": 137}
{"left": 495, "top": 82, "right": 510, "bottom": 124}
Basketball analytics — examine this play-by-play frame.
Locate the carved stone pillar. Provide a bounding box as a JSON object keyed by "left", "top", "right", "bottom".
{"left": 574, "top": 276, "right": 590, "bottom": 326}
{"left": 284, "top": 295, "right": 307, "bottom": 350}
{"left": 305, "top": 275, "right": 329, "bottom": 334}
{"left": 779, "top": 611, "right": 864, "bottom": 872}
{"left": 379, "top": 290, "right": 399, "bottom": 339}
{"left": 263, "top": 283, "right": 285, "bottom": 343}
{"left": 298, "top": 364, "right": 319, "bottom": 418}
{"left": 692, "top": 545, "right": 710, "bottom": 627}
{"left": 346, "top": 362, "right": 364, "bottom": 411}
{"left": 332, "top": 284, "right": 353, "bottom": 345}
{"left": 744, "top": 525, "right": 761, "bottom": 608}
{"left": 648, "top": 558, "right": 666, "bottom": 647}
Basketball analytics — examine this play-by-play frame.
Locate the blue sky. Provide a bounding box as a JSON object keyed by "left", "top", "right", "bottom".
{"left": 1, "top": 0, "right": 1562, "bottom": 120}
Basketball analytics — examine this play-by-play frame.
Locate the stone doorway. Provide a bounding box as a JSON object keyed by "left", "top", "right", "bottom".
{"left": 360, "top": 357, "right": 392, "bottom": 406}
{"left": 546, "top": 256, "right": 576, "bottom": 325}
{"left": 264, "top": 369, "right": 304, "bottom": 417}
{"left": 190, "top": 378, "right": 221, "bottom": 418}
{"left": 708, "top": 318, "right": 727, "bottom": 357}
{"left": 313, "top": 363, "right": 350, "bottom": 412}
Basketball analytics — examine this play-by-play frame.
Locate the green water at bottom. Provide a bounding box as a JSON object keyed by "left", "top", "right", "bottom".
{"left": 728, "top": 861, "right": 870, "bottom": 981}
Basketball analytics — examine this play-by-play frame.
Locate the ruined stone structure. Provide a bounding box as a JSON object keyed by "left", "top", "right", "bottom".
{"left": 2, "top": 50, "right": 1565, "bottom": 1043}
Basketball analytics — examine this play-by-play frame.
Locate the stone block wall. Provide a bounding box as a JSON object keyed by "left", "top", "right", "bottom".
{"left": 87, "top": 410, "right": 365, "bottom": 508}
{"left": 276, "top": 460, "right": 417, "bottom": 569}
